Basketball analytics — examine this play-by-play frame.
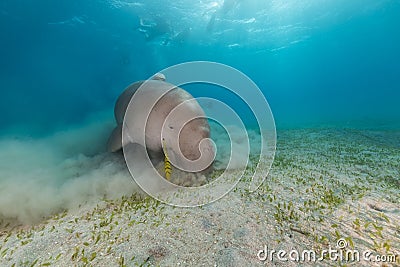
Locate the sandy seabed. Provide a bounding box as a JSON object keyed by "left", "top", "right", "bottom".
{"left": 0, "top": 128, "right": 399, "bottom": 266}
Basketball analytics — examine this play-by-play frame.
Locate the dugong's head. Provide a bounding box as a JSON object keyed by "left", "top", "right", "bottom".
{"left": 161, "top": 99, "right": 215, "bottom": 174}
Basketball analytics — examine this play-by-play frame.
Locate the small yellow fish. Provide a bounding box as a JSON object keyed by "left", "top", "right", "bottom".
{"left": 162, "top": 138, "right": 172, "bottom": 180}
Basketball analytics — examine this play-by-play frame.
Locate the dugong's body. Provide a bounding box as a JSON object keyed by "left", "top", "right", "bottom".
{"left": 108, "top": 77, "right": 215, "bottom": 174}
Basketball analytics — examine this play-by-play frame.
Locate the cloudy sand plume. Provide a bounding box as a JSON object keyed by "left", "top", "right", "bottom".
{"left": 0, "top": 113, "right": 257, "bottom": 224}
{"left": 0, "top": 114, "right": 140, "bottom": 224}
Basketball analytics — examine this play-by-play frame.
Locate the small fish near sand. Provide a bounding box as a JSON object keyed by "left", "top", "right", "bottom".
{"left": 162, "top": 138, "right": 172, "bottom": 180}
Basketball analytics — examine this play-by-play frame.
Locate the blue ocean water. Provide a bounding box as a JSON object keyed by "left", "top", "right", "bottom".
{"left": 0, "top": 0, "right": 399, "bottom": 136}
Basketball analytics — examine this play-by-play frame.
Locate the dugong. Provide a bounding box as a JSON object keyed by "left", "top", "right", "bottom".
{"left": 108, "top": 74, "right": 215, "bottom": 176}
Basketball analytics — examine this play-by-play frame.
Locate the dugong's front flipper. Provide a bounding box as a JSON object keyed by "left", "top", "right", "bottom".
{"left": 107, "top": 125, "right": 123, "bottom": 152}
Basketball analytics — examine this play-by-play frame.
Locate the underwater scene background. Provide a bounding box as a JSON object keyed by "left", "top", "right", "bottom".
{"left": 0, "top": 1, "right": 399, "bottom": 266}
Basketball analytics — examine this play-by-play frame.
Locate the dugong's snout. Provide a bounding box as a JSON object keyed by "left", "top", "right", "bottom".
{"left": 166, "top": 137, "right": 215, "bottom": 174}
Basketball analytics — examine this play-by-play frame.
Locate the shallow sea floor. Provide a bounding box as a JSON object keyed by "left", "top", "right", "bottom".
{"left": 1, "top": 128, "right": 399, "bottom": 266}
